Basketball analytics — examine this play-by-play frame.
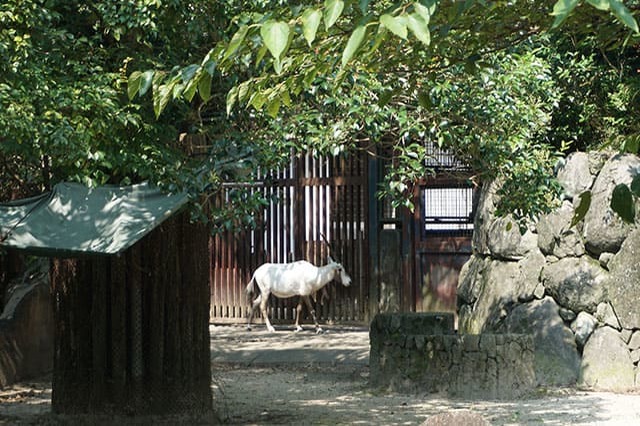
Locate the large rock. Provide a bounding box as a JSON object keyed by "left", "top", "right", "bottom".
{"left": 604, "top": 228, "right": 640, "bottom": 329}
{"left": 583, "top": 153, "right": 640, "bottom": 255}
{"left": 457, "top": 255, "right": 487, "bottom": 305}
{"left": 571, "top": 312, "right": 597, "bottom": 348}
{"left": 458, "top": 250, "right": 545, "bottom": 334}
{"left": 487, "top": 217, "right": 538, "bottom": 260}
{"left": 580, "top": 326, "right": 635, "bottom": 391}
{"left": 537, "top": 201, "right": 585, "bottom": 258}
{"left": 498, "top": 297, "right": 580, "bottom": 386}
{"left": 556, "top": 152, "right": 594, "bottom": 200}
{"left": 472, "top": 181, "right": 500, "bottom": 255}
{"left": 541, "top": 256, "right": 607, "bottom": 313}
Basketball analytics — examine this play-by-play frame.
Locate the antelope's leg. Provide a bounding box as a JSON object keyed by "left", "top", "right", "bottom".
{"left": 302, "top": 295, "right": 322, "bottom": 333}
{"left": 294, "top": 298, "right": 304, "bottom": 332}
{"left": 247, "top": 294, "right": 261, "bottom": 330}
{"left": 260, "top": 294, "right": 275, "bottom": 333}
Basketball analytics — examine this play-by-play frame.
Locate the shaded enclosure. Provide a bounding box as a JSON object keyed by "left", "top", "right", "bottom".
{"left": 50, "top": 212, "right": 211, "bottom": 414}
{"left": 210, "top": 147, "right": 475, "bottom": 324}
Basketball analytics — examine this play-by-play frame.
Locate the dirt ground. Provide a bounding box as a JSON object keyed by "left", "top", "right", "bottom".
{"left": 1, "top": 325, "right": 640, "bottom": 425}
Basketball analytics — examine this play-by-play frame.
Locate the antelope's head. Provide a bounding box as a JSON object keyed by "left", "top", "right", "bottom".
{"left": 328, "top": 255, "right": 352, "bottom": 287}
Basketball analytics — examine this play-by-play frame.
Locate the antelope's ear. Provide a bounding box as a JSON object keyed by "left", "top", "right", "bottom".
{"left": 327, "top": 255, "right": 334, "bottom": 264}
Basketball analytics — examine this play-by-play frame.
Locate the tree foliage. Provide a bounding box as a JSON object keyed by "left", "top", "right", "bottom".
{"left": 130, "top": 0, "right": 640, "bottom": 221}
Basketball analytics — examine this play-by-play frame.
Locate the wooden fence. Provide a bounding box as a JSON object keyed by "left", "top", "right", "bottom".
{"left": 210, "top": 152, "right": 370, "bottom": 326}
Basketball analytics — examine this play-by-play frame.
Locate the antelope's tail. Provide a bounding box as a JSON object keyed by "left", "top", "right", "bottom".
{"left": 246, "top": 276, "right": 256, "bottom": 298}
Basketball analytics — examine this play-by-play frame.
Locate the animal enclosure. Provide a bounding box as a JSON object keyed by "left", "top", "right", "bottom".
{"left": 209, "top": 146, "right": 475, "bottom": 326}
{"left": 210, "top": 152, "right": 369, "bottom": 325}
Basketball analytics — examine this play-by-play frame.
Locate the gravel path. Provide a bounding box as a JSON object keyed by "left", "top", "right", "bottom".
{"left": 1, "top": 325, "right": 639, "bottom": 425}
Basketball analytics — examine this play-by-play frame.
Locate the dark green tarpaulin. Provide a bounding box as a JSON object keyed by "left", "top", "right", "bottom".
{"left": 0, "top": 182, "right": 189, "bottom": 256}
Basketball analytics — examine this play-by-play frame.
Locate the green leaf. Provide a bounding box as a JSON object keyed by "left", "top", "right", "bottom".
{"left": 183, "top": 73, "right": 199, "bottom": 102}
{"left": 611, "top": 183, "right": 635, "bottom": 223}
{"left": 324, "top": 0, "right": 344, "bottom": 29}
{"left": 266, "top": 97, "right": 281, "bottom": 117}
{"left": 260, "top": 20, "right": 290, "bottom": 60}
{"left": 139, "top": 70, "right": 155, "bottom": 96}
{"left": 223, "top": 25, "right": 249, "bottom": 63}
{"left": 380, "top": 14, "right": 408, "bottom": 39}
{"left": 153, "top": 81, "right": 176, "bottom": 118}
{"left": 341, "top": 24, "right": 366, "bottom": 67}
{"left": 302, "top": 8, "right": 322, "bottom": 46}
{"left": 180, "top": 64, "right": 199, "bottom": 83}
{"left": 226, "top": 85, "right": 239, "bottom": 116}
{"left": 631, "top": 175, "right": 640, "bottom": 197}
{"left": 248, "top": 91, "right": 267, "bottom": 110}
{"left": 609, "top": 0, "right": 639, "bottom": 33}
{"left": 586, "top": 0, "right": 610, "bottom": 11}
{"left": 417, "top": 91, "right": 432, "bottom": 109}
{"left": 551, "top": 0, "right": 579, "bottom": 29}
{"left": 359, "top": 0, "right": 370, "bottom": 14}
{"left": 622, "top": 135, "right": 640, "bottom": 154}
{"left": 413, "top": 2, "right": 433, "bottom": 24}
{"left": 407, "top": 12, "right": 430, "bottom": 45}
{"left": 198, "top": 73, "right": 212, "bottom": 103}
{"left": 377, "top": 90, "right": 393, "bottom": 107}
{"left": 570, "top": 190, "right": 591, "bottom": 227}
{"left": 127, "top": 71, "right": 142, "bottom": 100}
{"left": 273, "top": 57, "right": 283, "bottom": 74}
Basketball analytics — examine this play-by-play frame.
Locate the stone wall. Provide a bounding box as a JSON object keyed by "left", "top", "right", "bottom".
{"left": 369, "top": 313, "right": 535, "bottom": 399}
{"left": 459, "top": 151, "right": 640, "bottom": 391}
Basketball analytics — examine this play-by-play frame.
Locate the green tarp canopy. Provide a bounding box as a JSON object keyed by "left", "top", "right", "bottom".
{"left": 0, "top": 182, "right": 189, "bottom": 256}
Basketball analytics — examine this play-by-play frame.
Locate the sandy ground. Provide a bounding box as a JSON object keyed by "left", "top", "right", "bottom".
{"left": 1, "top": 325, "right": 640, "bottom": 425}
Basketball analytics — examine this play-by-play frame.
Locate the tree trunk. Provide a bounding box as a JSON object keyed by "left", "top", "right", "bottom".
{"left": 50, "top": 211, "right": 211, "bottom": 415}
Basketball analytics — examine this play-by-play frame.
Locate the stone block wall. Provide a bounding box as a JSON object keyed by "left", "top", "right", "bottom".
{"left": 459, "top": 151, "right": 640, "bottom": 391}
{"left": 369, "top": 313, "right": 535, "bottom": 399}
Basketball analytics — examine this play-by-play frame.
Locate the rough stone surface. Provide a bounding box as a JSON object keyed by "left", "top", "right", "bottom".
{"left": 472, "top": 181, "right": 500, "bottom": 256}
{"left": 628, "top": 331, "right": 640, "bottom": 350}
{"left": 458, "top": 250, "right": 546, "bottom": 335}
{"left": 457, "top": 255, "right": 486, "bottom": 305}
{"left": 488, "top": 217, "right": 538, "bottom": 260}
{"left": 541, "top": 256, "right": 607, "bottom": 313}
{"left": 571, "top": 312, "right": 597, "bottom": 348}
{"left": 580, "top": 326, "right": 635, "bottom": 391}
{"left": 557, "top": 152, "right": 593, "bottom": 200}
{"left": 595, "top": 302, "right": 621, "bottom": 330}
{"left": 598, "top": 252, "right": 614, "bottom": 269}
{"left": 370, "top": 315, "right": 535, "bottom": 399}
{"left": 459, "top": 151, "right": 640, "bottom": 390}
{"left": 583, "top": 154, "right": 640, "bottom": 255}
{"left": 537, "top": 201, "right": 585, "bottom": 258}
{"left": 559, "top": 307, "right": 577, "bottom": 322}
{"left": 588, "top": 150, "right": 614, "bottom": 176}
{"left": 498, "top": 297, "right": 580, "bottom": 386}
{"left": 604, "top": 228, "right": 640, "bottom": 329}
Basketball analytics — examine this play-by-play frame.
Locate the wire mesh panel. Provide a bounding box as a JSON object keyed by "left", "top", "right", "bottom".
{"left": 210, "top": 152, "right": 369, "bottom": 326}
{"left": 414, "top": 177, "right": 475, "bottom": 315}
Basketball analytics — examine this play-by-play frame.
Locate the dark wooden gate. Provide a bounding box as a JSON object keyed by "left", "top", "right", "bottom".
{"left": 210, "top": 152, "right": 369, "bottom": 325}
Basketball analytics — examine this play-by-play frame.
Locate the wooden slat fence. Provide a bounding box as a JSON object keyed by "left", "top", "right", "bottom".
{"left": 210, "top": 152, "right": 369, "bottom": 325}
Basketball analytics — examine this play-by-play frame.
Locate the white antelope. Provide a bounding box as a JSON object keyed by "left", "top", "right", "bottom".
{"left": 246, "top": 256, "right": 352, "bottom": 333}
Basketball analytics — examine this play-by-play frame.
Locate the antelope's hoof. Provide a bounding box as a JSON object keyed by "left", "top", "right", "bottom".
{"left": 294, "top": 326, "right": 303, "bottom": 332}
